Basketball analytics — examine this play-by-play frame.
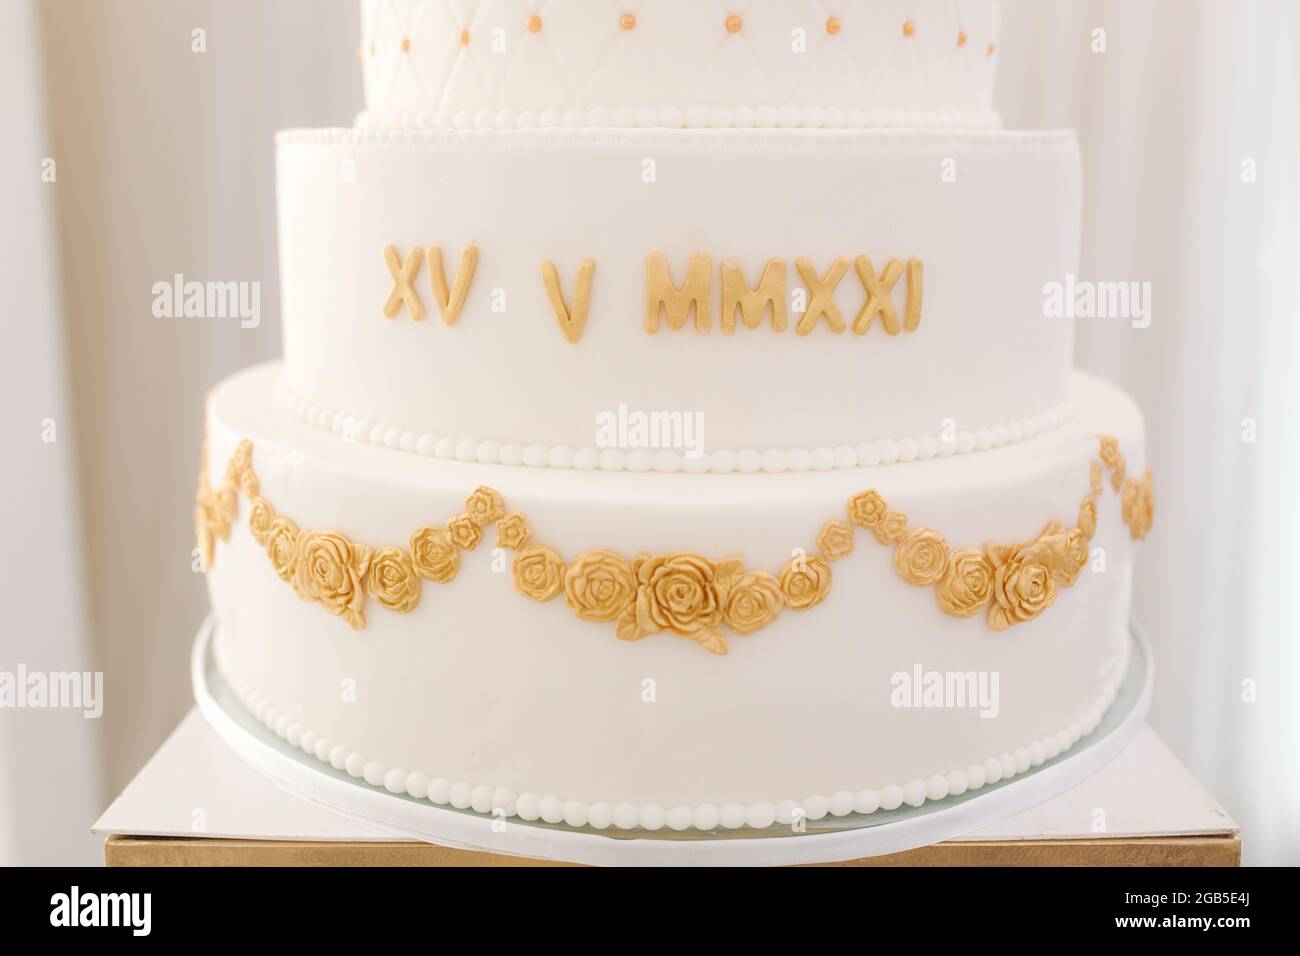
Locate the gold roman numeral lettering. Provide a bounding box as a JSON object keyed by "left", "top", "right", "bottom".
{"left": 541, "top": 259, "right": 596, "bottom": 344}
{"left": 426, "top": 244, "right": 478, "bottom": 326}
{"left": 721, "top": 258, "right": 788, "bottom": 334}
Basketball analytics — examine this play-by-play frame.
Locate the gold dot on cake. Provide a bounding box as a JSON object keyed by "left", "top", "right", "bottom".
{"left": 987, "top": 41, "right": 996, "bottom": 56}
{"left": 459, "top": 29, "right": 470, "bottom": 45}
{"left": 368, "top": 42, "right": 376, "bottom": 57}
{"left": 726, "top": 15, "right": 743, "bottom": 33}
{"left": 620, "top": 13, "right": 636, "bottom": 30}
{"left": 526, "top": 15, "right": 542, "bottom": 32}
{"left": 400, "top": 36, "right": 411, "bottom": 53}
{"left": 902, "top": 20, "right": 915, "bottom": 37}
{"left": 826, "top": 17, "right": 841, "bottom": 35}
{"left": 957, "top": 30, "right": 967, "bottom": 46}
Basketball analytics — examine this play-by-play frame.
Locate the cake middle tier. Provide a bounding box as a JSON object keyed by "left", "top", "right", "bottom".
{"left": 278, "top": 127, "right": 1079, "bottom": 457}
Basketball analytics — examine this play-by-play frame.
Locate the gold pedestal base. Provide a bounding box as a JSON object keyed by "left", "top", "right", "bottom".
{"left": 104, "top": 833, "right": 1240, "bottom": 867}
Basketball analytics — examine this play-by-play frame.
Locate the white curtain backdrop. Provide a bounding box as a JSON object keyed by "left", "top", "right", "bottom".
{"left": 1, "top": 0, "right": 1296, "bottom": 865}
{"left": 1, "top": 0, "right": 358, "bottom": 866}
{"left": 1000, "top": 0, "right": 1300, "bottom": 865}
{"left": 0, "top": 0, "right": 102, "bottom": 867}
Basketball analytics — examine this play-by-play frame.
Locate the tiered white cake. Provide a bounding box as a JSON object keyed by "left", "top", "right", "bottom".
{"left": 197, "top": 0, "right": 1154, "bottom": 832}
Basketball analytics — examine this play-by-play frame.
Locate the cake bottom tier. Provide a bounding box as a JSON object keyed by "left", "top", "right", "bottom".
{"left": 201, "top": 362, "right": 1149, "bottom": 831}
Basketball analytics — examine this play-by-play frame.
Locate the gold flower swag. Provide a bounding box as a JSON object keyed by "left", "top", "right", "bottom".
{"left": 196, "top": 436, "right": 1153, "bottom": 653}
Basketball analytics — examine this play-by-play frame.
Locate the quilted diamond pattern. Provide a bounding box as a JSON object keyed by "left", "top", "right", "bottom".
{"left": 359, "top": 0, "right": 999, "bottom": 123}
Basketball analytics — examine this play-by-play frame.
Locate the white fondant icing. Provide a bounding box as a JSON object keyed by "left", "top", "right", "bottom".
{"left": 274, "top": 363, "right": 1079, "bottom": 474}
{"left": 359, "top": 1, "right": 1001, "bottom": 129}
{"left": 356, "top": 106, "right": 1005, "bottom": 132}
{"left": 204, "top": 362, "right": 1140, "bottom": 825}
{"left": 613, "top": 803, "right": 639, "bottom": 830}
{"left": 194, "top": 2, "right": 1152, "bottom": 834}
{"left": 803, "top": 796, "right": 829, "bottom": 821}
{"left": 277, "top": 127, "right": 1079, "bottom": 457}
{"left": 405, "top": 770, "right": 430, "bottom": 799}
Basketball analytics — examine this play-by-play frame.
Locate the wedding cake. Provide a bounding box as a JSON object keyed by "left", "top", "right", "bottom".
{"left": 196, "top": 0, "right": 1153, "bottom": 833}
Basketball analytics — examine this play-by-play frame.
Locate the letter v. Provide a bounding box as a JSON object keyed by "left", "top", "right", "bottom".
{"left": 541, "top": 259, "right": 596, "bottom": 344}
{"left": 426, "top": 244, "right": 478, "bottom": 326}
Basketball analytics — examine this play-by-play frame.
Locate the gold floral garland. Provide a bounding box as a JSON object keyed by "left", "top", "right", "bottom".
{"left": 195, "top": 436, "right": 1153, "bottom": 654}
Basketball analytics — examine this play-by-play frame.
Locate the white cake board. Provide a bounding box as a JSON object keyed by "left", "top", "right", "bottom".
{"left": 190, "top": 615, "right": 1153, "bottom": 866}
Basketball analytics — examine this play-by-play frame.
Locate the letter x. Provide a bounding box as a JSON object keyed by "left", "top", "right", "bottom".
{"left": 383, "top": 245, "right": 426, "bottom": 321}
{"left": 794, "top": 257, "right": 850, "bottom": 335}
{"left": 853, "top": 257, "right": 904, "bottom": 335}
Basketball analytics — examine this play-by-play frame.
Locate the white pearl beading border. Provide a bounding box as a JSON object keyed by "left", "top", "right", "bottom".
{"left": 282, "top": 127, "right": 1074, "bottom": 152}
{"left": 216, "top": 632, "right": 1125, "bottom": 834}
{"left": 355, "top": 106, "right": 1003, "bottom": 133}
{"left": 274, "top": 378, "right": 1078, "bottom": 475}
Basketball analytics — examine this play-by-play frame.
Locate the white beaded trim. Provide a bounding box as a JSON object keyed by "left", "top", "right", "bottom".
{"left": 216, "top": 634, "right": 1124, "bottom": 834}
{"left": 280, "top": 127, "right": 1077, "bottom": 153}
{"left": 275, "top": 379, "right": 1078, "bottom": 475}
{"left": 355, "top": 106, "right": 1003, "bottom": 133}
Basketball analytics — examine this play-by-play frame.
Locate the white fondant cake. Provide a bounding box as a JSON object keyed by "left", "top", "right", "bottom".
{"left": 359, "top": 0, "right": 1002, "bottom": 130}
{"left": 278, "top": 127, "right": 1078, "bottom": 457}
{"left": 196, "top": 1, "right": 1154, "bottom": 833}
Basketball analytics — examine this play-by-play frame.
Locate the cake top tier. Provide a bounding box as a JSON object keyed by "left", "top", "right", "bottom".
{"left": 359, "top": 0, "right": 1001, "bottom": 130}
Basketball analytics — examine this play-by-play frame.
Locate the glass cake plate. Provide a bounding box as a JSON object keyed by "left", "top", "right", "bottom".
{"left": 192, "top": 615, "right": 1152, "bottom": 866}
